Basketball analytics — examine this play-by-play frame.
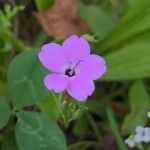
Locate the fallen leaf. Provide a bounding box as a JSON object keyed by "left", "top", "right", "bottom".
{"left": 35, "top": 0, "right": 88, "bottom": 39}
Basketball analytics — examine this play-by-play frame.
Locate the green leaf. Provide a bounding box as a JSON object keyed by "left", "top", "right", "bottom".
{"left": 7, "top": 51, "right": 49, "bottom": 108}
{"left": 73, "top": 113, "right": 89, "bottom": 136}
{"left": 129, "top": 30, "right": 150, "bottom": 43}
{"left": 4, "top": 4, "right": 25, "bottom": 20}
{"left": 122, "top": 0, "right": 150, "bottom": 23}
{"left": 1, "top": 128, "right": 19, "bottom": 150}
{"left": 0, "top": 96, "right": 11, "bottom": 128}
{"left": 102, "top": 43, "right": 150, "bottom": 80}
{"left": 0, "top": 80, "right": 7, "bottom": 96}
{"left": 34, "top": 0, "right": 54, "bottom": 11}
{"left": 78, "top": 3, "right": 114, "bottom": 40}
{"left": 95, "top": 0, "right": 150, "bottom": 53}
{"left": 37, "top": 94, "right": 61, "bottom": 120}
{"left": 106, "top": 107, "right": 126, "bottom": 150}
{"left": 145, "top": 146, "right": 150, "bottom": 150}
{"left": 122, "top": 80, "right": 150, "bottom": 134}
{"left": 62, "top": 100, "right": 85, "bottom": 127}
{"left": 15, "top": 111, "right": 67, "bottom": 150}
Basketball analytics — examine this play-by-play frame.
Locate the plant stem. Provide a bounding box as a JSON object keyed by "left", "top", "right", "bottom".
{"left": 8, "top": 32, "right": 30, "bottom": 52}
{"left": 86, "top": 112, "right": 101, "bottom": 142}
{"left": 106, "top": 106, "right": 127, "bottom": 150}
{"left": 68, "top": 141, "right": 98, "bottom": 150}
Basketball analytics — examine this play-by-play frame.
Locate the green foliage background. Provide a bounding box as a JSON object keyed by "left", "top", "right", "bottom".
{"left": 0, "top": 0, "right": 150, "bottom": 149}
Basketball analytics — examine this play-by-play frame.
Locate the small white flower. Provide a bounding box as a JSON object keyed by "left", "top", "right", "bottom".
{"left": 135, "top": 126, "right": 144, "bottom": 134}
{"left": 125, "top": 138, "right": 130, "bottom": 144}
{"left": 125, "top": 112, "right": 150, "bottom": 148}
{"left": 128, "top": 141, "right": 136, "bottom": 148}
{"left": 125, "top": 135, "right": 136, "bottom": 148}
{"left": 134, "top": 126, "right": 150, "bottom": 143}
{"left": 142, "top": 135, "right": 150, "bottom": 143}
{"left": 147, "top": 112, "right": 150, "bottom": 118}
{"left": 142, "top": 127, "right": 150, "bottom": 143}
{"left": 134, "top": 134, "right": 143, "bottom": 143}
{"left": 134, "top": 126, "right": 144, "bottom": 143}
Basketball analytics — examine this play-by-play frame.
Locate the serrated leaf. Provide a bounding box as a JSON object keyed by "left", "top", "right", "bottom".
{"left": 122, "top": 80, "right": 150, "bottom": 134}
{"left": 15, "top": 111, "right": 67, "bottom": 150}
{"left": 0, "top": 96, "right": 11, "bottom": 128}
{"left": 102, "top": 43, "right": 150, "bottom": 80}
{"left": 7, "top": 51, "right": 49, "bottom": 108}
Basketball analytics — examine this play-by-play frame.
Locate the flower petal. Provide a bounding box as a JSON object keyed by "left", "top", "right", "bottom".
{"left": 66, "top": 77, "right": 95, "bottom": 101}
{"left": 62, "top": 35, "right": 90, "bottom": 61}
{"left": 76, "top": 54, "right": 107, "bottom": 80}
{"left": 135, "top": 126, "right": 144, "bottom": 134}
{"left": 38, "top": 43, "right": 68, "bottom": 73}
{"left": 44, "top": 73, "right": 69, "bottom": 93}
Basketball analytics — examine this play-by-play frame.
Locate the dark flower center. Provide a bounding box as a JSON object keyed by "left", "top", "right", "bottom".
{"left": 65, "top": 68, "right": 75, "bottom": 77}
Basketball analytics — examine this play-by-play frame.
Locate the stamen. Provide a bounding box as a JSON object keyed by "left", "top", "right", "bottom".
{"left": 65, "top": 60, "right": 83, "bottom": 77}
{"left": 65, "top": 68, "right": 75, "bottom": 77}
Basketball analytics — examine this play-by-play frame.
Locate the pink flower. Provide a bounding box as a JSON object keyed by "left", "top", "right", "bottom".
{"left": 38, "top": 35, "right": 106, "bottom": 101}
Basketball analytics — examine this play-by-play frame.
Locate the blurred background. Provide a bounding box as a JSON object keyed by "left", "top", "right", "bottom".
{"left": 0, "top": 0, "right": 150, "bottom": 150}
